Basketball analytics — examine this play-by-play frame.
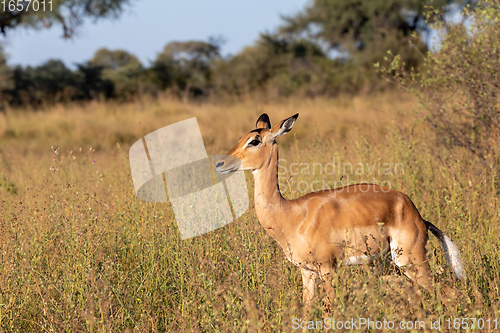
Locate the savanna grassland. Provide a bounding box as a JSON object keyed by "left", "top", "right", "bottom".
{"left": 0, "top": 92, "right": 499, "bottom": 332}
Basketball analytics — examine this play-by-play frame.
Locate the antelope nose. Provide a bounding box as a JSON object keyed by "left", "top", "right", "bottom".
{"left": 216, "top": 161, "right": 224, "bottom": 168}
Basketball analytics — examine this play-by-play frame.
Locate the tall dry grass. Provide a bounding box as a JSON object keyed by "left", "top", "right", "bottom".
{"left": 0, "top": 92, "right": 499, "bottom": 331}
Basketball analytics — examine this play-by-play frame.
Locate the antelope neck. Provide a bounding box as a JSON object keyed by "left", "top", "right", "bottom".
{"left": 252, "top": 144, "right": 295, "bottom": 242}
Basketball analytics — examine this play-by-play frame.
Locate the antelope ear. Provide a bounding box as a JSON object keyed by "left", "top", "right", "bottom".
{"left": 256, "top": 113, "right": 271, "bottom": 129}
{"left": 271, "top": 113, "right": 299, "bottom": 138}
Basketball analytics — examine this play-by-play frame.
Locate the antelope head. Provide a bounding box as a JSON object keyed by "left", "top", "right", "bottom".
{"left": 215, "top": 113, "right": 299, "bottom": 174}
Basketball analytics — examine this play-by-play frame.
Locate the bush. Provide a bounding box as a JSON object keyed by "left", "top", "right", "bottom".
{"left": 383, "top": 0, "right": 500, "bottom": 169}
{"left": 89, "top": 49, "right": 145, "bottom": 100}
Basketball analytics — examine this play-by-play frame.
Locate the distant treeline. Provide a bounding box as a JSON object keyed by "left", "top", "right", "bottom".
{"left": 0, "top": 0, "right": 475, "bottom": 106}
{"left": 0, "top": 36, "right": 418, "bottom": 106}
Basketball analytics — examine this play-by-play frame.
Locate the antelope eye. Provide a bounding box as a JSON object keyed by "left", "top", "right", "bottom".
{"left": 247, "top": 139, "right": 261, "bottom": 147}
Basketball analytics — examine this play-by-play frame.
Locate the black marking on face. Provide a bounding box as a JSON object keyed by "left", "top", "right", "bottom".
{"left": 249, "top": 129, "right": 263, "bottom": 134}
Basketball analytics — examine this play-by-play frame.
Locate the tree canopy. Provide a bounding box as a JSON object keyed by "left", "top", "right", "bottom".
{"left": 0, "top": 0, "right": 130, "bottom": 37}
{"left": 279, "top": 0, "right": 461, "bottom": 68}
{"left": 88, "top": 48, "right": 143, "bottom": 99}
{"left": 0, "top": 45, "right": 12, "bottom": 91}
{"left": 153, "top": 41, "right": 221, "bottom": 100}
{"left": 90, "top": 48, "right": 142, "bottom": 70}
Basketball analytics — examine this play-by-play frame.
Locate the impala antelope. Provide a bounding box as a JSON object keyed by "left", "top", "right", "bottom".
{"left": 216, "top": 113, "right": 465, "bottom": 311}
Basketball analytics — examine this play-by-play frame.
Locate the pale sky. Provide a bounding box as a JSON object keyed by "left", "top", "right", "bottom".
{"left": 1, "top": 0, "right": 310, "bottom": 69}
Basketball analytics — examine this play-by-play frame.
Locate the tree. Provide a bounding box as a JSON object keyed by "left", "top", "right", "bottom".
{"left": 213, "top": 33, "right": 352, "bottom": 99}
{"left": 33, "top": 60, "right": 77, "bottom": 99}
{"left": 279, "top": 0, "right": 462, "bottom": 73}
{"left": 6, "top": 60, "right": 79, "bottom": 104}
{"left": 153, "top": 40, "right": 220, "bottom": 101}
{"left": 90, "top": 48, "right": 142, "bottom": 70}
{"left": 0, "top": 44, "right": 12, "bottom": 102}
{"left": 89, "top": 48, "right": 143, "bottom": 99}
{"left": 75, "top": 63, "right": 114, "bottom": 100}
{"left": 0, "top": 0, "right": 131, "bottom": 37}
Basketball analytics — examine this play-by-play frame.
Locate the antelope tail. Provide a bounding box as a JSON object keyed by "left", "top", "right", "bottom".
{"left": 425, "top": 220, "right": 466, "bottom": 280}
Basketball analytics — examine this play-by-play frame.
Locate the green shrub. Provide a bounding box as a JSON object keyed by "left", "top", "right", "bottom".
{"left": 383, "top": 0, "right": 500, "bottom": 170}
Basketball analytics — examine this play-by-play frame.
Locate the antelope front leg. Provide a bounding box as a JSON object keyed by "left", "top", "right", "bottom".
{"left": 300, "top": 268, "right": 316, "bottom": 318}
